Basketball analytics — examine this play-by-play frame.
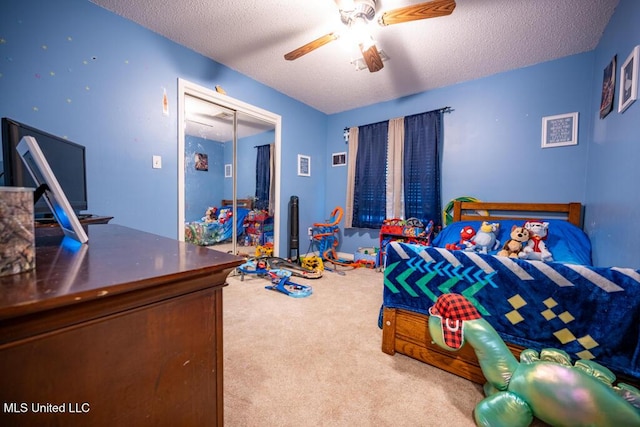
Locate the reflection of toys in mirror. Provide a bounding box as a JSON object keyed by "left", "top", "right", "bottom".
{"left": 218, "top": 208, "right": 232, "bottom": 224}
{"left": 204, "top": 206, "right": 218, "bottom": 223}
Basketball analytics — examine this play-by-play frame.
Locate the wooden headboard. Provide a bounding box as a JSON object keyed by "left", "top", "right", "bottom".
{"left": 221, "top": 198, "right": 253, "bottom": 209}
{"left": 452, "top": 201, "right": 583, "bottom": 228}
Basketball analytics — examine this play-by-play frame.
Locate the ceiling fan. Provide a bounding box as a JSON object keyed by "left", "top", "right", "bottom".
{"left": 284, "top": 0, "right": 456, "bottom": 73}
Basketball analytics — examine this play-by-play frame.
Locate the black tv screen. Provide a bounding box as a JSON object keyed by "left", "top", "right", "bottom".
{"left": 1, "top": 118, "right": 88, "bottom": 216}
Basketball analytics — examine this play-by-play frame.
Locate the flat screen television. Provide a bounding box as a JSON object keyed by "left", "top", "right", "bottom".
{"left": 1, "top": 117, "right": 88, "bottom": 217}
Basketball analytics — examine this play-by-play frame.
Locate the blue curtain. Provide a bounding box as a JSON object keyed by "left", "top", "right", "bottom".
{"left": 255, "top": 144, "right": 270, "bottom": 210}
{"left": 404, "top": 111, "right": 442, "bottom": 227}
{"left": 353, "top": 121, "right": 388, "bottom": 228}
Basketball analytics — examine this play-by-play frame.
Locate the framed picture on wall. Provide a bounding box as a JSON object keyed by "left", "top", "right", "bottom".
{"left": 297, "top": 154, "right": 310, "bottom": 177}
{"left": 541, "top": 112, "right": 578, "bottom": 148}
{"left": 618, "top": 45, "right": 639, "bottom": 113}
{"left": 195, "top": 152, "right": 208, "bottom": 171}
{"left": 332, "top": 152, "right": 347, "bottom": 167}
{"left": 600, "top": 55, "right": 616, "bottom": 119}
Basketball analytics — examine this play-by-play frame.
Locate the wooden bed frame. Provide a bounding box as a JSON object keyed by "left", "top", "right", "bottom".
{"left": 221, "top": 198, "right": 254, "bottom": 209}
{"left": 381, "top": 201, "right": 583, "bottom": 384}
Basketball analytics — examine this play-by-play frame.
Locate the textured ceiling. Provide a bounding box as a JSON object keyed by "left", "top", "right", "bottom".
{"left": 91, "top": 0, "right": 619, "bottom": 114}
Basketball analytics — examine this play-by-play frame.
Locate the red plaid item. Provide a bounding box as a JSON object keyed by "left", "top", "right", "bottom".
{"left": 429, "top": 293, "right": 482, "bottom": 350}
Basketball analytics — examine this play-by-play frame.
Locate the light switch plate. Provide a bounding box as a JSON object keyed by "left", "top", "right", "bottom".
{"left": 152, "top": 155, "right": 162, "bottom": 169}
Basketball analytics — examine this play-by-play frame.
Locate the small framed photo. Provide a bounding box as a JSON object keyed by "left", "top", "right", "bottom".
{"left": 297, "top": 154, "right": 310, "bottom": 177}
{"left": 599, "top": 55, "right": 616, "bottom": 119}
{"left": 195, "top": 152, "right": 208, "bottom": 171}
{"left": 332, "top": 152, "right": 347, "bottom": 167}
{"left": 618, "top": 45, "right": 639, "bottom": 113}
{"left": 541, "top": 112, "right": 578, "bottom": 148}
{"left": 224, "top": 163, "right": 232, "bottom": 178}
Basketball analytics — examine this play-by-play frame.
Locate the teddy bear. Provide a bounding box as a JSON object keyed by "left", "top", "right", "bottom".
{"left": 465, "top": 221, "right": 500, "bottom": 254}
{"left": 204, "top": 206, "right": 218, "bottom": 223}
{"left": 519, "top": 220, "right": 553, "bottom": 261}
{"left": 497, "top": 225, "right": 530, "bottom": 258}
{"left": 445, "top": 225, "right": 476, "bottom": 250}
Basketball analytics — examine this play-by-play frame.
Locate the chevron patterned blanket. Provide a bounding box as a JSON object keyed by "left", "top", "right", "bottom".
{"left": 382, "top": 242, "right": 640, "bottom": 379}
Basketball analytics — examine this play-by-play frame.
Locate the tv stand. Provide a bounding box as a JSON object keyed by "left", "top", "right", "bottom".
{"left": 35, "top": 214, "right": 113, "bottom": 227}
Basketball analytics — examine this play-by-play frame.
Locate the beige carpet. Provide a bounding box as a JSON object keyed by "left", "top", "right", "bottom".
{"left": 223, "top": 265, "right": 486, "bottom": 426}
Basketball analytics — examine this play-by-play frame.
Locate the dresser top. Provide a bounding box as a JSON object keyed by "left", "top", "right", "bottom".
{"left": 0, "top": 224, "right": 243, "bottom": 320}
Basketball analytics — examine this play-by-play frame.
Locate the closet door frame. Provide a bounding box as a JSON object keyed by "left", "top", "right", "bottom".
{"left": 177, "top": 78, "right": 281, "bottom": 255}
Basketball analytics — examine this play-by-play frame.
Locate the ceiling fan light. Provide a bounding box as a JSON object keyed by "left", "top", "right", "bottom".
{"left": 350, "top": 16, "right": 374, "bottom": 49}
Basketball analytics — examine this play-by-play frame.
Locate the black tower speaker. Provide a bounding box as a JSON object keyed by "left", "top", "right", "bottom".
{"left": 289, "top": 195, "right": 299, "bottom": 262}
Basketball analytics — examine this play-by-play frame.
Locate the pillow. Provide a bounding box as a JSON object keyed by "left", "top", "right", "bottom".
{"left": 432, "top": 219, "right": 592, "bottom": 265}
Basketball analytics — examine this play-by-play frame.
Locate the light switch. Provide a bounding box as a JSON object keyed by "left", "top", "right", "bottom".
{"left": 152, "top": 155, "right": 162, "bottom": 169}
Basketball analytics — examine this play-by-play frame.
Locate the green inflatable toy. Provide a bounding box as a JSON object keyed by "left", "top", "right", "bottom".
{"left": 428, "top": 293, "right": 640, "bottom": 427}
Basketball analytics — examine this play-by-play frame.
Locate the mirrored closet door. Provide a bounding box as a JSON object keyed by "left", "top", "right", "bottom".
{"left": 178, "top": 79, "right": 281, "bottom": 256}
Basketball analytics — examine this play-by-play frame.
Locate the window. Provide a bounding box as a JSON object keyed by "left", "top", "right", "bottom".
{"left": 348, "top": 111, "right": 442, "bottom": 229}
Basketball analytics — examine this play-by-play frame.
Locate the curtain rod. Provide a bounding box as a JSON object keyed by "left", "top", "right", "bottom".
{"left": 343, "top": 106, "right": 453, "bottom": 142}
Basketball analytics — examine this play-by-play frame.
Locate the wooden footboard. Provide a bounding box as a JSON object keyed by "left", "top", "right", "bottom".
{"left": 381, "top": 307, "right": 522, "bottom": 384}
{"left": 382, "top": 307, "right": 640, "bottom": 389}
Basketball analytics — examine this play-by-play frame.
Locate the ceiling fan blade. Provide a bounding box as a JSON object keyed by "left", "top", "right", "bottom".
{"left": 360, "top": 43, "right": 384, "bottom": 72}
{"left": 378, "top": 0, "right": 456, "bottom": 26}
{"left": 284, "top": 33, "right": 339, "bottom": 61}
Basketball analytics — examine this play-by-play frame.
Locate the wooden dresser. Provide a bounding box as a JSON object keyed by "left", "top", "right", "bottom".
{"left": 0, "top": 224, "right": 242, "bottom": 426}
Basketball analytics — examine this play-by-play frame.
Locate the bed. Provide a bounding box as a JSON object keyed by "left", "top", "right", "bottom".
{"left": 380, "top": 201, "right": 640, "bottom": 386}
{"left": 184, "top": 198, "right": 253, "bottom": 246}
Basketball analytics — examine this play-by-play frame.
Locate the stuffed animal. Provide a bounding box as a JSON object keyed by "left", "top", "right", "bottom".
{"left": 445, "top": 225, "right": 476, "bottom": 250}
{"left": 497, "top": 225, "right": 530, "bottom": 258}
{"left": 217, "top": 208, "right": 233, "bottom": 224}
{"left": 204, "top": 206, "right": 218, "bottom": 223}
{"left": 466, "top": 221, "right": 500, "bottom": 254}
{"left": 519, "top": 220, "right": 553, "bottom": 261}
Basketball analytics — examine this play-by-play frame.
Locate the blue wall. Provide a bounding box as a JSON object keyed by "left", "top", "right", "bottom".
{"left": 0, "top": 0, "right": 328, "bottom": 258}
{"left": 1, "top": 0, "right": 637, "bottom": 267}
{"left": 184, "top": 135, "right": 225, "bottom": 222}
{"left": 325, "top": 53, "right": 594, "bottom": 256}
{"left": 585, "top": 0, "right": 640, "bottom": 268}
{"left": 325, "top": 0, "right": 640, "bottom": 269}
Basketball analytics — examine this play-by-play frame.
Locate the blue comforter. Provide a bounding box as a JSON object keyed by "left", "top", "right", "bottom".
{"left": 185, "top": 207, "right": 250, "bottom": 245}
{"left": 382, "top": 242, "right": 640, "bottom": 379}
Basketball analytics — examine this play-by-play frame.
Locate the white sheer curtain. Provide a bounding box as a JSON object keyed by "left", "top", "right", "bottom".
{"left": 345, "top": 127, "right": 359, "bottom": 228}
{"left": 386, "top": 117, "right": 404, "bottom": 220}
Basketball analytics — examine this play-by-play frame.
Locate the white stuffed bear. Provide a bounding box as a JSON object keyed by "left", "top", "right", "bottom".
{"left": 519, "top": 220, "right": 553, "bottom": 261}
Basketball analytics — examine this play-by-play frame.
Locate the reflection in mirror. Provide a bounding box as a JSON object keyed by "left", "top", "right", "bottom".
{"left": 181, "top": 91, "right": 277, "bottom": 256}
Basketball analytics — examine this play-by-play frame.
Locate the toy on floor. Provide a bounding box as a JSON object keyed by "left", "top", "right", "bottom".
{"left": 264, "top": 272, "right": 313, "bottom": 298}
{"left": 237, "top": 259, "right": 312, "bottom": 298}
{"left": 309, "top": 206, "right": 355, "bottom": 274}
{"left": 301, "top": 255, "right": 324, "bottom": 272}
{"left": 255, "top": 243, "right": 274, "bottom": 257}
{"left": 267, "top": 256, "right": 323, "bottom": 279}
{"left": 428, "top": 293, "right": 640, "bottom": 427}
